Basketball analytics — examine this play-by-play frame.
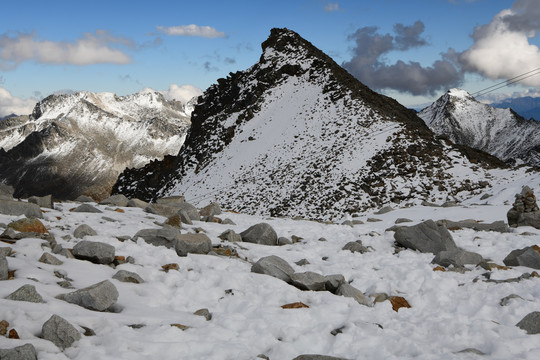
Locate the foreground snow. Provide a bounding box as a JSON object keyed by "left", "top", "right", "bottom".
{"left": 0, "top": 199, "right": 539, "bottom": 359}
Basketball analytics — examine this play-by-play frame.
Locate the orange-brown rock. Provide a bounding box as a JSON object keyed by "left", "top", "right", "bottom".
{"left": 170, "top": 323, "right": 190, "bottom": 331}
{"left": 162, "top": 263, "right": 179, "bottom": 272}
{"left": 56, "top": 216, "right": 62, "bottom": 220}
{"left": 8, "top": 218, "right": 48, "bottom": 234}
{"left": 531, "top": 271, "right": 539, "bottom": 278}
{"left": 389, "top": 296, "right": 411, "bottom": 312}
{"left": 8, "top": 270, "right": 15, "bottom": 280}
{"left": 0, "top": 320, "right": 9, "bottom": 335}
{"left": 281, "top": 302, "right": 309, "bottom": 309}
{"left": 433, "top": 266, "right": 446, "bottom": 272}
{"left": 165, "top": 215, "right": 182, "bottom": 228}
{"left": 114, "top": 208, "right": 125, "bottom": 213}
{"left": 114, "top": 256, "right": 126, "bottom": 262}
{"left": 8, "top": 329, "right": 19, "bottom": 339}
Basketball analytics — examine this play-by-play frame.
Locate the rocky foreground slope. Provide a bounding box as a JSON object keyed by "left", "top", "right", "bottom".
{"left": 418, "top": 89, "right": 540, "bottom": 167}
{"left": 0, "top": 91, "right": 191, "bottom": 200}
{"left": 114, "top": 28, "right": 507, "bottom": 220}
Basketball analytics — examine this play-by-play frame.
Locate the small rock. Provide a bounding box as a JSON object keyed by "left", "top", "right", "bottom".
{"left": 71, "top": 203, "right": 102, "bottom": 213}
{"left": 240, "top": 223, "right": 278, "bottom": 246}
{"left": 503, "top": 245, "right": 540, "bottom": 269}
{"left": 0, "top": 344, "right": 37, "bottom": 360}
{"left": 162, "top": 263, "right": 179, "bottom": 272}
{"left": 375, "top": 205, "right": 394, "bottom": 214}
{"left": 251, "top": 255, "right": 294, "bottom": 283}
{"left": 175, "top": 233, "right": 212, "bottom": 256}
{"left": 176, "top": 202, "right": 200, "bottom": 221}
{"left": 281, "top": 302, "right": 309, "bottom": 309}
{"left": 342, "top": 241, "right": 369, "bottom": 254}
{"left": 432, "top": 249, "right": 484, "bottom": 267}
{"left": 199, "top": 202, "right": 222, "bottom": 217}
{"left": 81, "top": 326, "right": 96, "bottom": 336}
{"left": 335, "top": 283, "right": 372, "bottom": 307}
{"left": 56, "top": 280, "right": 119, "bottom": 311}
{"left": 516, "top": 311, "right": 540, "bottom": 334}
{"left": 133, "top": 227, "right": 181, "bottom": 249}
{"left": 389, "top": 296, "right": 411, "bottom": 312}
{"left": 366, "top": 218, "right": 382, "bottom": 222}
{"left": 454, "top": 348, "right": 486, "bottom": 355}
{"left": 72, "top": 240, "right": 115, "bottom": 264}
{"left": 341, "top": 220, "right": 353, "bottom": 226}
{"left": 8, "top": 329, "right": 19, "bottom": 339}
{"left": 395, "top": 218, "right": 413, "bottom": 224}
{"left": 218, "top": 229, "right": 242, "bottom": 243}
{"left": 112, "top": 270, "right": 144, "bottom": 284}
{"left": 278, "top": 236, "right": 292, "bottom": 245}
{"left": 39, "top": 253, "right": 64, "bottom": 265}
{"left": 73, "top": 224, "right": 98, "bottom": 239}
{"left": 295, "top": 259, "right": 310, "bottom": 266}
{"left": 0, "top": 247, "right": 12, "bottom": 257}
{"left": 28, "top": 195, "right": 54, "bottom": 209}
{"left": 8, "top": 218, "right": 48, "bottom": 233}
{"left": 156, "top": 196, "right": 185, "bottom": 206}
{"left": 500, "top": 294, "right": 525, "bottom": 306}
{"left": 126, "top": 198, "right": 149, "bottom": 208}
{"left": 290, "top": 271, "right": 327, "bottom": 291}
{"left": 221, "top": 218, "right": 236, "bottom": 225}
{"left": 5, "top": 284, "right": 44, "bottom": 303}
{"left": 0, "top": 319, "right": 8, "bottom": 335}
{"left": 99, "top": 194, "right": 129, "bottom": 207}
{"left": 75, "top": 195, "right": 94, "bottom": 202}
{"left": 193, "top": 308, "right": 212, "bottom": 321}
{"left": 41, "top": 314, "right": 81, "bottom": 350}
{"left": 165, "top": 214, "right": 182, "bottom": 228}
{"left": 145, "top": 204, "right": 178, "bottom": 218}
{"left": 292, "top": 355, "right": 350, "bottom": 360}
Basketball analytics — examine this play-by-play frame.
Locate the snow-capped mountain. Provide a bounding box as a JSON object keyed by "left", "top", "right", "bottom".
{"left": 492, "top": 96, "right": 540, "bottom": 121}
{"left": 114, "top": 28, "right": 509, "bottom": 220}
{"left": 418, "top": 89, "right": 540, "bottom": 167}
{"left": 0, "top": 91, "right": 190, "bottom": 200}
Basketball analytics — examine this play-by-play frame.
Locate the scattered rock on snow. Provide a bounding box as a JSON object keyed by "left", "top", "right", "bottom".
{"left": 126, "top": 198, "right": 149, "bottom": 208}
{"left": 278, "top": 236, "right": 292, "bottom": 245}
{"left": 437, "top": 219, "right": 508, "bottom": 233}
{"left": 507, "top": 186, "right": 540, "bottom": 228}
{"left": 342, "top": 241, "right": 369, "bottom": 254}
{"left": 241, "top": 223, "right": 278, "bottom": 245}
{"left": 73, "top": 224, "right": 97, "bottom": 238}
{"left": 431, "top": 249, "right": 484, "bottom": 267}
{"left": 394, "top": 220, "right": 457, "bottom": 254}
{"left": 39, "top": 252, "right": 64, "bottom": 265}
{"left": 0, "top": 254, "right": 8, "bottom": 280}
{"left": 200, "top": 202, "right": 222, "bottom": 217}
{"left": 176, "top": 202, "right": 200, "bottom": 221}
{"left": 251, "top": 255, "right": 294, "bottom": 283}
{"left": 500, "top": 294, "right": 525, "bottom": 306}
{"left": 72, "top": 241, "right": 115, "bottom": 264}
{"left": 374, "top": 205, "right": 394, "bottom": 214}
{"left": 8, "top": 218, "right": 48, "bottom": 233}
{"left": 112, "top": 270, "right": 144, "bottom": 284}
{"left": 41, "top": 314, "right": 81, "bottom": 350}
{"left": 56, "top": 280, "right": 119, "bottom": 311}
{"left": 221, "top": 218, "right": 236, "bottom": 225}
{"left": 0, "top": 199, "right": 43, "bottom": 218}
{"left": 175, "top": 233, "right": 212, "bottom": 256}
{"left": 133, "top": 227, "right": 181, "bottom": 249}
{"left": 193, "top": 308, "right": 212, "bottom": 321}
{"left": 516, "top": 311, "right": 540, "bottom": 334}
{"left": 5, "top": 284, "right": 44, "bottom": 303}
{"left": 335, "top": 283, "right": 372, "bottom": 307}
{"left": 454, "top": 348, "right": 486, "bottom": 356}
{"left": 99, "top": 194, "right": 129, "bottom": 207}
{"left": 28, "top": 194, "right": 53, "bottom": 209}
{"left": 395, "top": 218, "right": 413, "bottom": 224}
{"left": 0, "top": 344, "right": 37, "bottom": 360}
{"left": 218, "top": 229, "right": 242, "bottom": 243}
{"left": 281, "top": 302, "right": 309, "bottom": 309}
{"left": 290, "top": 271, "right": 327, "bottom": 291}
{"left": 324, "top": 274, "right": 346, "bottom": 293}
{"left": 75, "top": 195, "right": 94, "bottom": 203}
{"left": 71, "top": 204, "right": 102, "bottom": 213}
{"left": 503, "top": 245, "right": 540, "bottom": 269}
{"left": 389, "top": 296, "right": 411, "bottom": 312}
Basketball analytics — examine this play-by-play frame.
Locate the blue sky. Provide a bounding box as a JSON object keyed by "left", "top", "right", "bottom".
{"left": 1, "top": 0, "right": 539, "bottom": 116}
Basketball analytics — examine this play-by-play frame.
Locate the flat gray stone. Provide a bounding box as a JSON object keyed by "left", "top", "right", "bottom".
{"left": 342, "top": 241, "right": 369, "bottom": 254}
{"left": 126, "top": 198, "right": 149, "bottom": 208}
{"left": 395, "top": 218, "right": 413, "bottom": 224}
{"left": 218, "top": 229, "right": 242, "bottom": 242}
{"left": 241, "top": 223, "right": 278, "bottom": 246}
{"left": 6, "top": 284, "right": 44, "bottom": 303}
{"left": 508, "top": 209, "right": 540, "bottom": 229}
{"left": 290, "top": 271, "right": 327, "bottom": 291}
{"left": 73, "top": 224, "right": 97, "bottom": 239}
{"left": 221, "top": 218, "right": 236, "bottom": 225}
{"left": 438, "top": 219, "right": 508, "bottom": 233}
{"left": 71, "top": 204, "right": 102, "bottom": 213}
{"left": 516, "top": 311, "right": 540, "bottom": 334}
{"left": 39, "top": 251, "right": 63, "bottom": 265}
{"left": 374, "top": 205, "right": 394, "bottom": 215}
{"left": 72, "top": 241, "right": 115, "bottom": 264}
{"left": 57, "top": 280, "right": 119, "bottom": 311}
{"left": 156, "top": 196, "right": 185, "bottom": 206}
{"left": 133, "top": 227, "right": 181, "bottom": 248}
{"left": 112, "top": 270, "right": 144, "bottom": 284}
{"left": 394, "top": 220, "right": 457, "bottom": 254}
{"left": 503, "top": 246, "right": 540, "bottom": 269}
{"left": 0, "top": 344, "right": 38, "bottom": 360}
{"left": 42, "top": 314, "right": 81, "bottom": 350}
{"left": 28, "top": 195, "right": 53, "bottom": 209}
{"left": 335, "top": 283, "right": 372, "bottom": 307}
{"left": 99, "top": 194, "right": 129, "bottom": 207}
{"left": 251, "top": 255, "right": 294, "bottom": 283}
{"left": 0, "top": 199, "right": 43, "bottom": 218}
{"left": 500, "top": 294, "right": 525, "bottom": 306}
{"left": 432, "top": 249, "right": 484, "bottom": 267}
{"left": 0, "top": 254, "right": 8, "bottom": 280}
{"left": 145, "top": 204, "right": 179, "bottom": 218}
{"left": 175, "top": 233, "right": 212, "bottom": 256}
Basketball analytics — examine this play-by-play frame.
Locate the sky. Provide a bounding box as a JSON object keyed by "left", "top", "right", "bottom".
{"left": 1, "top": 0, "right": 540, "bottom": 117}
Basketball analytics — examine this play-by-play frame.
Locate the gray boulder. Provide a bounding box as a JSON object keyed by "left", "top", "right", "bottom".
{"left": 503, "top": 245, "right": 540, "bottom": 269}
{"left": 156, "top": 196, "right": 185, "bottom": 206}
{"left": 0, "top": 183, "right": 15, "bottom": 199}
{"left": 516, "top": 311, "right": 540, "bottom": 334}
{"left": 0, "top": 344, "right": 37, "bottom": 360}
{"left": 251, "top": 255, "right": 294, "bottom": 283}
{"left": 72, "top": 241, "right": 115, "bottom": 265}
{"left": 0, "top": 199, "right": 43, "bottom": 218}
{"left": 57, "top": 280, "right": 119, "bottom": 311}
{"left": 335, "top": 283, "right": 372, "bottom": 307}
{"left": 394, "top": 220, "right": 457, "bottom": 254}
{"left": 218, "top": 229, "right": 242, "bottom": 243}
{"left": 176, "top": 202, "right": 200, "bottom": 221}
{"left": 290, "top": 272, "right": 327, "bottom": 291}
{"left": 38, "top": 253, "right": 64, "bottom": 265}
{"left": 0, "top": 247, "right": 12, "bottom": 257}
{"left": 293, "top": 356, "right": 350, "bottom": 360}
{"left": 175, "top": 233, "right": 212, "bottom": 256}
{"left": 99, "top": 194, "right": 129, "bottom": 207}
{"left": 221, "top": 218, "right": 236, "bottom": 225}
{"left": 324, "top": 274, "right": 346, "bottom": 293}
{"left": 42, "top": 314, "right": 81, "bottom": 350}
{"left": 126, "top": 198, "right": 149, "bottom": 208}
{"left": 278, "top": 236, "right": 293, "bottom": 246}
{"left": 342, "top": 241, "right": 369, "bottom": 254}
{"left": 508, "top": 211, "right": 540, "bottom": 229}
{"left": 71, "top": 204, "right": 102, "bottom": 213}
{"left": 112, "top": 270, "right": 144, "bottom": 284}
{"left": 177, "top": 209, "right": 193, "bottom": 225}
{"left": 200, "top": 202, "right": 222, "bottom": 217}
{"left": 6, "top": 284, "right": 44, "bottom": 303}
{"left": 374, "top": 205, "right": 394, "bottom": 215}
{"left": 432, "top": 249, "right": 484, "bottom": 267}
{"left": 437, "top": 219, "right": 508, "bottom": 233}
{"left": 145, "top": 204, "right": 179, "bottom": 218}
{"left": 73, "top": 224, "right": 97, "bottom": 239}
{"left": 240, "top": 223, "right": 278, "bottom": 246}
{"left": 0, "top": 254, "right": 8, "bottom": 280}
{"left": 75, "top": 195, "right": 94, "bottom": 202}
{"left": 133, "top": 227, "right": 181, "bottom": 249}
{"left": 28, "top": 195, "right": 53, "bottom": 209}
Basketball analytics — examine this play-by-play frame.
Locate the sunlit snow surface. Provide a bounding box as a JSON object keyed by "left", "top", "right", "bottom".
{"left": 1, "top": 195, "right": 539, "bottom": 359}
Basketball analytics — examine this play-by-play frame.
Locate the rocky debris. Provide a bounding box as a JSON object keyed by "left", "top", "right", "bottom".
{"left": 8, "top": 218, "right": 48, "bottom": 233}
{"left": 39, "top": 252, "right": 64, "bottom": 265}
{"left": 282, "top": 302, "right": 310, "bottom": 309}
{"left": 126, "top": 198, "right": 149, "bottom": 208}
{"left": 8, "top": 329, "right": 19, "bottom": 339}
{"left": 516, "top": 311, "right": 540, "bottom": 334}
{"left": 432, "top": 249, "right": 484, "bottom": 267}
{"left": 503, "top": 245, "right": 540, "bottom": 269}
{"left": 200, "top": 202, "right": 222, "bottom": 217}
{"left": 0, "top": 199, "right": 43, "bottom": 218}
{"left": 73, "top": 224, "right": 97, "bottom": 238}
{"left": 57, "top": 280, "right": 119, "bottom": 311}
{"left": 0, "top": 344, "right": 38, "bottom": 360}
{"left": 500, "top": 294, "right": 525, "bottom": 306}
{"left": 71, "top": 204, "right": 102, "bottom": 213}
{"left": 507, "top": 186, "right": 540, "bottom": 228}
{"left": 75, "top": 195, "right": 95, "bottom": 202}
{"left": 218, "top": 229, "right": 242, "bottom": 242}
{"left": 290, "top": 271, "right": 327, "bottom": 291}
{"left": 41, "top": 314, "right": 81, "bottom": 350}
{"left": 156, "top": 196, "right": 185, "bottom": 206}
{"left": 221, "top": 218, "right": 236, "bottom": 225}
{"left": 28, "top": 194, "right": 53, "bottom": 209}
{"left": 394, "top": 220, "right": 457, "bottom": 254}
{"left": 251, "top": 255, "right": 294, "bottom": 283}
{"left": 99, "top": 194, "right": 129, "bottom": 207}
{"left": 193, "top": 308, "right": 212, "bottom": 321}
{"left": 437, "top": 219, "right": 508, "bottom": 233}
{"left": 0, "top": 247, "right": 12, "bottom": 257}
{"left": 292, "top": 354, "right": 350, "bottom": 360}
{"left": 389, "top": 296, "right": 411, "bottom": 312}
{"left": 52, "top": 245, "right": 75, "bottom": 259}
{"left": 335, "top": 283, "right": 372, "bottom": 307}
{"left": 324, "top": 274, "right": 346, "bottom": 293}
{"left": 72, "top": 241, "right": 115, "bottom": 265}
{"left": 342, "top": 241, "right": 369, "bottom": 254}
{"left": 165, "top": 214, "right": 182, "bottom": 228}
{"left": 295, "top": 259, "right": 310, "bottom": 266}
{"left": 0, "top": 254, "right": 8, "bottom": 280}
{"left": 178, "top": 210, "right": 193, "bottom": 225}
{"left": 374, "top": 206, "right": 394, "bottom": 215}
{"left": 5, "top": 284, "right": 44, "bottom": 303}
{"left": 112, "top": 270, "right": 144, "bottom": 284}
{"left": 175, "top": 233, "right": 212, "bottom": 256}
{"left": 240, "top": 223, "right": 278, "bottom": 246}
{"left": 483, "top": 271, "right": 539, "bottom": 284}
{"left": 367, "top": 218, "right": 382, "bottom": 223}
{"left": 133, "top": 227, "right": 182, "bottom": 249}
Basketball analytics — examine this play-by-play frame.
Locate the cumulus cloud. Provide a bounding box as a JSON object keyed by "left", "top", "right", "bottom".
{"left": 156, "top": 25, "right": 226, "bottom": 38}
{"left": 141, "top": 84, "right": 203, "bottom": 105}
{"left": 460, "top": 0, "right": 540, "bottom": 85}
{"left": 324, "top": 2, "right": 341, "bottom": 12}
{"left": 342, "top": 21, "right": 463, "bottom": 96}
{"left": 0, "top": 30, "right": 132, "bottom": 69}
{"left": 0, "top": 87, "right": 38, "bottom": 117}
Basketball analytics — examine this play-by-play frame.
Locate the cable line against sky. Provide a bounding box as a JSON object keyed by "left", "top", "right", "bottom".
{"left": 472, "top": 67, "right": 540, "bottom": 98}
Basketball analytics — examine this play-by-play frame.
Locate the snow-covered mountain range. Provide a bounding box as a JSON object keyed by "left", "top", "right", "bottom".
{"left": 418, "top": 89, "right": 540, "bottom": 167}
{"left": 0, "top": 91, "right": 190, "bottom": 200}
{"left": 114, "top": 28, "right": 510, "bottom": 220}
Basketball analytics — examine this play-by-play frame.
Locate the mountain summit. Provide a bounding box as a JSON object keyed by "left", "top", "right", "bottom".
{"left": 114, "top": 28, "right": 505, "bottom": 219}
{"left": 418, "top": 88, "right": 540, "bottom": 167}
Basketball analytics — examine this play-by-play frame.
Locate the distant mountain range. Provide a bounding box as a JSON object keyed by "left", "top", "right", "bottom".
{"left": 491, "top": 96, "right": 540, "bottom": 121}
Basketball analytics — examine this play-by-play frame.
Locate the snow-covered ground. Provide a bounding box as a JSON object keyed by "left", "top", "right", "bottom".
{"left": 1, "top": 198, "right": 539, "bottom": 359}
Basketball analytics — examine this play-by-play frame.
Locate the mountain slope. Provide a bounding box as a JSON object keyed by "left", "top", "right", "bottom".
{"left": 491, "top": 96, "right": 540, "bottom": 121}
{"left": 418, "top": 89, "right": 540, "bottom": 167}
{"left": 114, "top": 28, "right": 508, "bottom": 220}
{"left": 0, "top": 91, "right": 190, "bottom": 200}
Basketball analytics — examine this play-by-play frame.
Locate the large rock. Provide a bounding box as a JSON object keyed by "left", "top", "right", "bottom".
{"left": 507, "top": 186, "right": 540, "bottom": 228}
{"left": 251, "top": 255, "right": 294, "bottom": 283}
{"left": 394, "top": 220, "right": 457, "bottom": 254}
{"left": 516, "top": 311, "right": 540, "bottom": 334}
{"left": 503, "top": 245, "right": 540, "bottom": 269}
{"left": 200, "top": 202, "right": 222, "bottom": 217}
{"left": 5, "top": 284, "right": 44, "bottom": 303}
{"left": 0, "top": 199, "right": 43, "bottom": 218}
{"left": 218, "top": 229, "right": 242, "bottom": 242}
{"left": 133, "top": 227, "right": 181, "bottom": 249}
{"left": 175, "top": 233, "right": 212, "bottom": 256}
{"left": 240, "top": 223, "right": 278, "bottom": 246}
{"left": 28, "top": 194, "right": 53, "bottom": 209}
{"left": 432, "top": 249, "right": 484, "bottom": 267}
{"left": 8, "top": 218, "right": 48, "bottom": 234}
{"left": 41, "top": 314, "right": 81, "bottom": 350}
{"left": 72, "top": 241, "right": 115, "bottom": 264}
{"left": 71, "top": 204, "right": 102, "bottom": 213}
{"left": 73, "top": 224, "right": 97, "bottom": 239}
{"left": 99, "top": 194, "right": 129, "bottom": 207}
{"left": 0, "top": 183, "right": 15, "bottom": 199}
{"left": 0, "top": 344, "right": 38, "bottom": 360}
{"left": 342, "top": 241, "right": 369, "bottom": 254}
{"left": 335, "top": 283, "right": 372, "bottom": 307}
{"left": 57, "top": 280, "right": 119, "bottom": 311}
{"left": 290, "top": 272, "right": 327, "bottom": 291}
{"left": 0, "top": 254, "right": 8, "bottom": 280}
{"left": 126, "top": 198, "right": 149, "bottom": 208}
{"left": 176, "top": 202, "right": 200, "bottom": 221}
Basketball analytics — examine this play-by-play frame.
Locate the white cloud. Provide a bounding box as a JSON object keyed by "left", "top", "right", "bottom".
{"left": 141, "top": 84, "right": 203, "bottom": 105}
{"left": 156, "top": 25, "right": 226, "bottom": 38}
{"left": 0, "top": 30, "right": 132, "bottom": 69}
{"left": 0, "top": 87, "right": 38, "bottom": 117}
{"left": 324, "top": 2, "right": 341, "bottom": 12}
